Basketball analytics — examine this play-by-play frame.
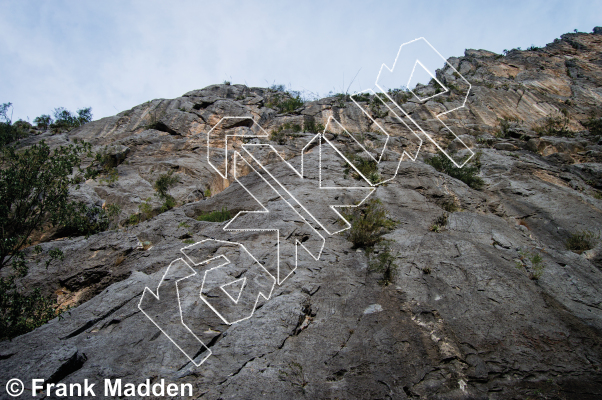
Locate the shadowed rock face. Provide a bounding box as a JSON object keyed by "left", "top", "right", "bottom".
{"left": 2, "top": 29, "right": 602, "bottom": 400}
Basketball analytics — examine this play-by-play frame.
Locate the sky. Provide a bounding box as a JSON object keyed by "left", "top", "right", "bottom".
{"left": 1, "top": 0, "right": 601, "bottom": 122}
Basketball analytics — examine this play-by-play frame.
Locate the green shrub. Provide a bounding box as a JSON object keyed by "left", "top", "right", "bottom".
{"left": 429, "top": 78, "right": 444, "bottom": 94}
{"left": 344, "top": 153, "right": 381, "bottom": 184}
{"left": 94, "top": 146, "right": 119, "bottom": 169}
{"left": 429, "top": 213, "right": 448, "bottom": 232}
{"left": 269, "top": 84, "right": 286, "bottom": 92}
{"left": 583, "top": 117, "right": 602, "bottom": 136}
{"left": 34, "top": 114, "right": 53, "bottom": 130}
{"left": 476, "top": 137, "right": 495, "bottom": 146}
{"left": 0, "top": 122, "right": 20, "bottom": 147}
{"left": 425, "top": 152, "right": 484, "bottom": 190}
{"left": 345, "top": 199, "right": 395, "bottom": 249}
{"left": 387, "top": 87, "right": 412, "bottom": 104}
{"left": 279, "top": 97, "right": 304, "bottom": 113}
{"left": 535, "top": 112, "right": 572, "bottom": 137}
{"left": 51, "top": 107, "right": 92, "bottom": 132}
{"left": 334, "top": 93, "right": 349, "bottom": 108}
{"left": 369, "top": 240, "right": 399, "bottom": 286}
{"left": 529, "top": 253, "right": 545, "bottom": 280}
{"left": 154, "top": 171, "right": 179, "bottom": 211}
{"left": 429, "top": 224, "right": 442, "bottom": 233}
{"left": 303, "top": 118, "right": 325, "bottom": 134}
{"left": 496, "top": 117, "right": 521, "bottom": 138}
{"left": 54, "top": 202, "right": 119, "bottom": 237}
{"left": 0, "top": 274, "right": 57, "bottom": 341}
{"left": 352, "top": 92, "right": 371, "bottom": 103}
{"left": 124, "top": 198, "right": 153, "bottom": 226}
{"left": 270, "top": 122, "right": 302, "bottom": 144}
{"left": 59, "top": 203, "right": 111, "bottom": 237}
{"left": 434, "top": 213, "right": 448, "bottom": 225}
{"left": 369, "top": 95, "right": 389, "bottom": 119}
{"left": 85, "top": 146, "right": 123, "bottom": 184}
{"left": 99, "top": 168, "right": 119, "bottom": 185}
{"left": 266, "top": 88, "right": 304, "bottom": 114}
{"left": 160, "top": 197, "right": 176, "bottom": 212}
{"left": 271, "top": 129, "right": 286, "bottom": 144}
{"left": 138, "top": 198, "right": 153, "bottom": 221}
{"left": 126, "top": 214, "right": 140, "bottom": 226}
{"left": 516, "top": 250, "right": 546, "bottom": 280}
{"left": 104, "top": 204, "right": 121, "bottom": 227}
{"left": 12, "top": 120, "right": 32, "bottom": 134}
{"left": 442, "top": 200, "right": 460, "bottom": 212}
{"left": 76, "top": 107, "right": 93, "bottom": 125}
{"left": 566, "top": 230, "right": 598, "bottom": 253}
{"left": 154, "top": 171, "right": 179, "bottom": 198}
{"left": 279, "top": 361, "right": 309, "bottom": 392}
{"left": 0, "top": 139, "right": 105, "bottom": 339}
{"left": 0, "top": 140, "right": 100, "bottom": 270}
{"left": 0, "top": 103, "right": 28, "bottom": 146}
{"left": 196, "top": 207, "right": 231, "bottom": 222}
{"left": 0, "top": 102, "right": 12, "bottom": 123}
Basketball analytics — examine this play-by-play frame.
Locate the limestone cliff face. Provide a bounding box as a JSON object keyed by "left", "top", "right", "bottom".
{"left": 2, "top": 29, "right": 602, "bottom": 399}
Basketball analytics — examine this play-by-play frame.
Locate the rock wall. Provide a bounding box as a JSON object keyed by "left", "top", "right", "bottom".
{"left": 1, "top": 29, "right": 602, "bottom": 399}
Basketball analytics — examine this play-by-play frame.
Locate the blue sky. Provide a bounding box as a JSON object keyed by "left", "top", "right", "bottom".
{"left": 1, "top": 0, "right": 600, "bottom": 122}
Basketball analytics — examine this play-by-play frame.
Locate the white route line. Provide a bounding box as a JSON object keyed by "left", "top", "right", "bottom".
{"left": 373, "top": 37, "right": 474, "bottom": 168}
{"left": 190, "top": 239, "right": 276, "bottom": 325}
{"left": 206, "top": 116, "right": 269, "bottom": 179}
{"left": 241, "top": 134, "right": 374, "bottom": 236}
{"left": 138, "top": 258, "right": 212, "bottom": 367}
{"left": 407, "top": 59, "right": 449, "bottom": 103}
{"left": 140, "top": 37, "right": 478, "bottom": 367}
{"left": 220, "top": 277, "right": 246, "bottom": 304}
{"left": 225, "top": 149, "right": 325, "bottom": 285}
{"left": 350, "top": 89, "right": 423, "bottom": 167}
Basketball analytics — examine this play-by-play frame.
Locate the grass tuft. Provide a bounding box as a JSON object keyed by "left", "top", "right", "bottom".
{"left": 535, "top": 111, "right": 573, "bottom": 137}
{"left": 429, "top": 213, "right": 448, "bottom": 232}
{"left": 369, "top": 241, "right": 399, "bottom": 286}
{"left": 425, "top": 152, "right": 484, "bottom": 190}
{"left": 344, "top": 153, "right": 381, "bottom": 184}
{"left": 196, "top": 207, "right": 232, "bottom": 222}
{"left": 566, "top": 230, "right": 599, "bottom": 253}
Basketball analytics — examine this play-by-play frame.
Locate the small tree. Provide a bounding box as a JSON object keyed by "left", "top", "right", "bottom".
{"left": 0, "top": 273, "right": 57, "bottom": 340}
{"left": 0, "top": 140, "right": 97, "bottom": 270}
{"left": 154, "top": 171, "right": 179, "bottom": 211}
{"left": 53, "top": 107, "right": 77, "bottom": 128}
{"left": 0, "top": 102, "right": 12, "bottom": 123}
{"left": 77, "top": 107, "right": 93, "bottom": 125}
{"left": 51, "top": 107, "right": 93, "bottom": 131}
{"left": 0, "top": 139, "right": 110, "bottom": 339}
{"left": 345, "top": 198, "right": 396, "bottom": 249}
{"left": 0, "top": 102, "right": 19, "bottom": 146}
{"left": 34, "top": 114, "right": 53, "bottom": 130}
{"left": 369, "top": 240, "right": 399, "bottom": 286}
